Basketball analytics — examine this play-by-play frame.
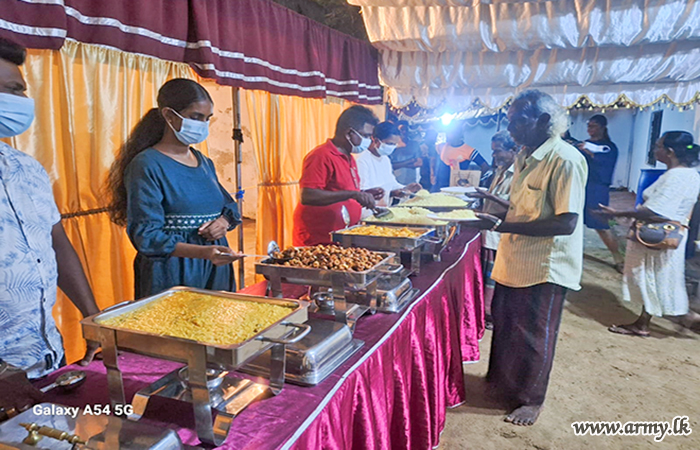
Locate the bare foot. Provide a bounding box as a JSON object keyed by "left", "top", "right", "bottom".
{"left": 505, "top": 404, "right": 542, "bottom": 426}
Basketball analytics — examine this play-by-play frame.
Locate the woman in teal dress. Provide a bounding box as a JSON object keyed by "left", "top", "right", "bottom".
{"left": 108, "top": 79, "right": 242, "bottom": 298}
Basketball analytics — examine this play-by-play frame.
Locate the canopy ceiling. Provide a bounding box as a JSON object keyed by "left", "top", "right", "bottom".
{"left": 1, "top": 0, "right": 382, "bottom": 104}
{"left": 350, "top": 0, "right": 700, "bottom": 111}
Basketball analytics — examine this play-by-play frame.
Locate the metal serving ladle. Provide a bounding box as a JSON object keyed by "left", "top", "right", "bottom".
{"left": 264, "top": 240, "right": 292, "bottom": 263}
{"left": 343, "top": 204, "right": 391, "bottom": 223}
{"left": 215, "top": 240, "right": 291, "bottom": 262}
{"left": 341, "top": 205, "right": 351, "bottom": 229}
{"left": 40, "top": 370, "right": 86, "bottom": 394}
{"left": 372, "top": 207, "right": 392, "bottom": 219}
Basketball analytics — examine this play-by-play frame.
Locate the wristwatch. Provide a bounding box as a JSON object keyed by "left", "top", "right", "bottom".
{"left": 490, "top": 219, "right": 502, "bottom": 231}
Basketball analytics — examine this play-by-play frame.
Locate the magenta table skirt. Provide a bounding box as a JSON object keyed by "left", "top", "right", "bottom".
{"left": 37, "top": 230, "right": 484, "bottom": 449}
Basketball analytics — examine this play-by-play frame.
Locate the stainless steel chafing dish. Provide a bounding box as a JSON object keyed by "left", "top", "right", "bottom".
{"left": 242, "top": 319, "right": 364, "bottom": 386}
{"left": 0, "top": 403, "right": 196, "bottom": 449}
{"left": 255, "top": 249, "right": 398, "bottom": 328}
{"left": 81, "top": 287, "right": 310, "bottom": 447}
{"left": 360, "top": 220, "right": 460, "bottom": 262}
{"left": 321, "top": 276, "right": 420, "bottom": 314}
{"left": 331, "top": 225, "right": 442, "bottom": 274}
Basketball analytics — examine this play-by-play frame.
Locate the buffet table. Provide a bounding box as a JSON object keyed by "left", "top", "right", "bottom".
{"left": 36, "top": 229, "right": 484, "bottom": 449}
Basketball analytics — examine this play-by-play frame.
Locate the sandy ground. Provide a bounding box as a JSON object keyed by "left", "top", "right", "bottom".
{"left": 439, "top": 192, "right": 700, "bottom": 449}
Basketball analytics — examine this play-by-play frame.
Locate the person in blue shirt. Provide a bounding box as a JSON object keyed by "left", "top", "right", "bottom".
{"left": 576, "top": 114, "right": 624, "bottom": 272}
{"left": 0, "top": 37, "right": 99, "bottom": 413}
{"left": 107, "top": 79, "right": 242, "bottom": 299}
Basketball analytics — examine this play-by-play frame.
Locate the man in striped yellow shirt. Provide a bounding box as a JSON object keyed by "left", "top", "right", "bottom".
{"left": 478, "top": 90, "right": 587, "bottom": 427}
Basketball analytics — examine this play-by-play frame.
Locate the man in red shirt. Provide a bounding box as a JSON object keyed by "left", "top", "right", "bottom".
{"left": 293, "top": 106, "right": 381, "bottom": 246}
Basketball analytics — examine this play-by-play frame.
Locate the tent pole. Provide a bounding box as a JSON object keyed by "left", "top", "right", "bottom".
{"left": 232, "top": 87, "right": 245, "bottom": 289}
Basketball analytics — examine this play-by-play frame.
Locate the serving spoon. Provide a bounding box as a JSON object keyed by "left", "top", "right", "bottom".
{"left": 40, "top": 370, "right": 86, "bottom": 394}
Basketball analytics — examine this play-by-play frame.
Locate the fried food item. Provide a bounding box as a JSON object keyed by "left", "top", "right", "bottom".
{"left": 272, "top": 245, "right": 384, "bottom": 271}
{"left": 340, "top": 225, "right": 424, "bottom": 238}
{"left": 99, "top": 291, "right": 293, "bottom": 345}
{"left": 369, "top": 207, "right": 448, "bottom": 226}
{"left": 402, "top": 192, "right": 468, "bottom": 207}
{"left": 434, "top": 209, "right": 478, "bottom": 220}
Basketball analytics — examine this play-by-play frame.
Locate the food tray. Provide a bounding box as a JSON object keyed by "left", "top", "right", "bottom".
{"left": 361, "top": 220, "right": 460, "bottom": 261}
{"left": 241, "top": 319, "right": 364, "bottom": 386}
{"left": 331, "top": 225, "right": 437, "bottom": 253}
{"left": 332, "top": 225, "right": 441, "bottom": 275}
{"left": 255, "top": 250, "right": 396, "bottom": 288}
{"left": 82, "top": 287, "right": 309, "bottom": 369}
{"left": 346, "top": 277, "right": 420, "bottom": 313}
{"left": 81, "top": 287, "right": 311, "bottom": 447}
{"left": 362, "top": 219, "right": 452, "bottom": 239}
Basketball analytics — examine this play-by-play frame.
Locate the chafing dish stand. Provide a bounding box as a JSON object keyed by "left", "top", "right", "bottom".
{"left": 256, "top": 251, "right": 399, "bottom": 330}
{"left": 82, "top": 287, "right": 310, "bottom": 447}
{"left": 332, "top": 225, "right": 442, "bottom": 275}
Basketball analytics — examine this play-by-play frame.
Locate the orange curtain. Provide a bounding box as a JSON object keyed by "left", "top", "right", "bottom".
{"left": 244, "top": 91, "right": 384, "bottom": 257}
{"left": 3, "top": 41, "right": 202, "bottom": 364}
{"left": 1, "top": 39, "right": 383, "bottom": 364}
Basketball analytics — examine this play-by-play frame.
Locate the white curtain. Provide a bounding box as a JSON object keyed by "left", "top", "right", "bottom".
{"left": 351, "top": 0, "right": 700, "bottom": 110}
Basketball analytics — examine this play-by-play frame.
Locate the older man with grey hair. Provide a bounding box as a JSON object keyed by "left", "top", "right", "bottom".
{"left": 477, "top": 89, "right": 587, "bottom": 426}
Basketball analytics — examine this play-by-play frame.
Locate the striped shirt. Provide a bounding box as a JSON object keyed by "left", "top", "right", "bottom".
{"left": 492, "top": 136, "right": 587, "bottom": 291}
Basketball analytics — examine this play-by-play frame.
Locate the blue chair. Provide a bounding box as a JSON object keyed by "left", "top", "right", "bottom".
{"left": 635, "top": 168, "right": 665, "bottom": 206}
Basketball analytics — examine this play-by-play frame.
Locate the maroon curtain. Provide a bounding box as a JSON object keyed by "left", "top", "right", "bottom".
{"left": 0, "top": 0, "right": 382, "bottom": 104}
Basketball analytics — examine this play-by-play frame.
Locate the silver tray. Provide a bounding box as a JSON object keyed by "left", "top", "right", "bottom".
{"left": 82, "top": 287, "right": 309, "bottom": 370}
{"left": 331, "top": 225, "right": 438, "bottom": 252}
{"left": 255, "top": 249, "right": 396, "bottom": 288}
{"left": 361, "top": 220, "right": 460, "bottom": 260}
{"left": 362, "top": 219, "right": 452, "bottom": 239}
{"left": 241, "top": 319, "right": 364, "bottom": 386}
{"left": 81, "top": 287, "right": 311, "bottom": 446}
{"left": 348, "top": 277, "right": 420, "bottom": 313}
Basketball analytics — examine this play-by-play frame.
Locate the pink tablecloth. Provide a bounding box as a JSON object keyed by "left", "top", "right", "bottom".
{"left": 37, "top": 230, "right": 484, "bottom": 449}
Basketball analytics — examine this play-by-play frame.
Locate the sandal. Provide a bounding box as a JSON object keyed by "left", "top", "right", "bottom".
{"left": 614, "top": 262, "right": 624, "bottom": 274}
{"left": 608, "top": 324, "right": 650, "bottom": 337}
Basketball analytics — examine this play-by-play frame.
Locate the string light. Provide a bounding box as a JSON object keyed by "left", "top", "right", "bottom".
{"left": 389, "top": 93, "right": 700, "bottom": 121}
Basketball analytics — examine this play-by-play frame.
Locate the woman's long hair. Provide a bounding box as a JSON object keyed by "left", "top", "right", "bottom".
{"left": 662, "top": 131, "right": 700, "bottom": 167}
{"left": 107, "top": 78, "right": 213, "bottom": 226}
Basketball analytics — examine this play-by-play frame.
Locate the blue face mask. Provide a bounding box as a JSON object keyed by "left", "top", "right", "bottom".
{"left": 349, "top": 129, "right": 371, "bottom": 154}
{"left": 167, "top": 109, "right": 209, "bottom": 145}
{"left": 0, "top": 93, "right": 35, "bottom": 138}
{"left": 377, "top": 142, "right": 397, "bottom": 156}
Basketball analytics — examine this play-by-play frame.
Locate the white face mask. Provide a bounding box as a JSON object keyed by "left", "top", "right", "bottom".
{"left": 349, "top": 129, "right": 371, "bottom": 154}
{"left": 166, "top": 109, "right": 209, "bottom": 145}
{"left": 377, "top": 142, "right": 397, "bottom": 156}
{"left": 0, "top": 93, "right": 35, "bottom": 138}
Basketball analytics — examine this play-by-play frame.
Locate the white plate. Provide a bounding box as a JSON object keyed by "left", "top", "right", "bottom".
{"left": 441, "top": 186, "right": 478, "bottom": 195}
{"left": 427, "top": 213, "right": 481, "bottom": 223}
